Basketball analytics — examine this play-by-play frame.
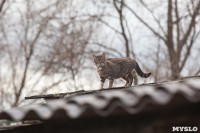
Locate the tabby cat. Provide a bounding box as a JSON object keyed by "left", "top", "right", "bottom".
{"left": 93, "top": 53, "right": 151, "bottom": 89}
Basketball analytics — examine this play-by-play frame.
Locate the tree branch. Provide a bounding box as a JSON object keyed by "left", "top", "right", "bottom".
{"left": 140, "top": 0, "right": 167, "bottom": 37}
{"left": 180, "top": 26, "right": 200, "bottom": 71}
{"left": 180, "top": 1, "right": 200, "bottom": 47}
{"left": 124, "top": 2, "right": 167, "bottom": 43}
{"left": 113, "top": 0, "right": 130, "bottom": 57}
{"left": 88, "top": 42, "right": 124, "bottom": 57}
{"left": 195, "top": 68, "right": 200, "bottom": 75}
{"left": 97, "top": 18, "right": 122, "bottom": 34}
{"left": 13, "top": 12, "right": 50, "bottom": 107}
{"left": 167, "top": 0, "right": 174, "bottom": 51}
{"left": 175, "top": 0, "right": 180, "bottom": 46}
{"left": 0, "top": 0, "right": 6, "bottom": 13}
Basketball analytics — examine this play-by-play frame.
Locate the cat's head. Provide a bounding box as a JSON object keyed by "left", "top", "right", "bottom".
{"left": 93, "top": 53, "right": 106, "bottom": 70}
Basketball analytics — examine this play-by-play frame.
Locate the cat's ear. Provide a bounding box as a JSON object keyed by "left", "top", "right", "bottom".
{"left": 93, "top": 54, "right": 96, "bottom": 60}
{"left": 102, "top": 52, "right": 106, "bottom": 59}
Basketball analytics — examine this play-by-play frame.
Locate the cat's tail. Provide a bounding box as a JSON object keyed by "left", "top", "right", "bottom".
{"left": 134, "top": 63, "right": 151, "bottom": 78}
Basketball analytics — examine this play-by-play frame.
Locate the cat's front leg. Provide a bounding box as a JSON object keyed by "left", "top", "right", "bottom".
{"left": 108, "top": 78, "right": 114, "bottom": 88}
{"left": 100, "top": 77, "right": 105, "bottom": 89}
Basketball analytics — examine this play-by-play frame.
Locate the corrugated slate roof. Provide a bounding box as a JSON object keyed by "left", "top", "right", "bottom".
{"left": 0, "top": 77, "right": 200, "bottom": 121}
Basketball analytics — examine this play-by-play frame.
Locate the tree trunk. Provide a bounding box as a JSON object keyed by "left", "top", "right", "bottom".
{"left": 166, "top": 0, "right": 179, "bottom": 80}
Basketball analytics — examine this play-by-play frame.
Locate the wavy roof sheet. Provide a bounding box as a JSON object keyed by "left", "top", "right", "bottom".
{"left": 1, "top": 77, "right": 200, "bottom": 121}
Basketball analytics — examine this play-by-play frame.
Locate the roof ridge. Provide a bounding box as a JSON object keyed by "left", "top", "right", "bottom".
{"left": 24, "top": 75, "right": 200, "bottom": 100}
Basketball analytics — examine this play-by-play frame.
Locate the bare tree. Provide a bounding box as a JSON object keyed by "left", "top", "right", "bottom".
{"left": 40, "top": 19, "right": 96, "bottom": 90}
{"left": 113, "top": 0, "right": 130, "bottom": 57}
{"left": 0, "top": 0, "right": 100, "bottom": 110}
{"left": 122, "top": 0, "right": 200, "bottom": 80}
{"left": 112, "top": 0, "right": 139, "bottom": 84}
{"left": 90, "top": 0, "right": 200, "bottom": 83}
{"left": 1, "top": 0, "right": 60, "bottom": 107}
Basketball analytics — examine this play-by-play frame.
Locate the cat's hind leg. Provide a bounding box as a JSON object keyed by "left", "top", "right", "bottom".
{"left": 122, "top": 77, "right": 129, "bottom": 87}
{"left": 127, "top": 75, "right": 133, "bottom": 87}
{"left": 108, "top": 76, "right": 115, "bottom": 88}
{"left": 108, "top": 79, "right": 114, "bottom": 88}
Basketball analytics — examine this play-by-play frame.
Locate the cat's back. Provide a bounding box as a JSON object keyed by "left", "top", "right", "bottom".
{"left": 106, "top": 57, "right": 137, "bottom": 77}
{"left": 107, "top": 57, "right": 135, "bottom": 64}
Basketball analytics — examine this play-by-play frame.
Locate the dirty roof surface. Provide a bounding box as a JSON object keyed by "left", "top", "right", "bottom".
{"left": 0, "top": 76, "right": 200, "bottom": 121}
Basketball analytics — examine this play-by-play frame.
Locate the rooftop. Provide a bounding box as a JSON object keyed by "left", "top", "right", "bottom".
{"left": 1, "top": 76, "right": 200, "bottom": 132}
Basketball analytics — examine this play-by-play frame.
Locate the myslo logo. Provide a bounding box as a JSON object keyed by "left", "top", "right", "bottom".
{"left": 172, "top": 126, "right": 198, "bottom": 132}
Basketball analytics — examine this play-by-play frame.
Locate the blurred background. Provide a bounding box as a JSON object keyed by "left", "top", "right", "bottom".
{"left": 0, "top": 0, "right": 200, "bottom": 111}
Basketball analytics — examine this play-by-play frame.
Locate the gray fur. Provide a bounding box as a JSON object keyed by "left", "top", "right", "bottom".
{"left": 93, "top": 53, "right": 151, "bottom": 89}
